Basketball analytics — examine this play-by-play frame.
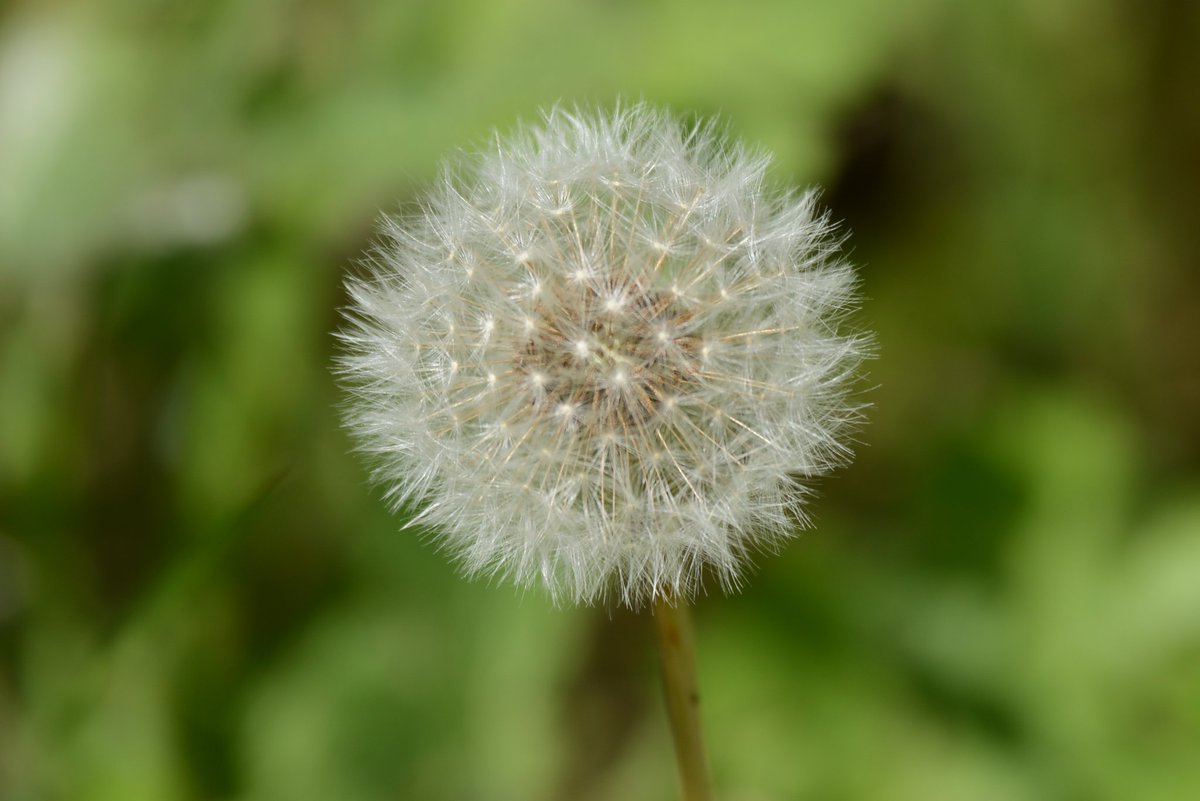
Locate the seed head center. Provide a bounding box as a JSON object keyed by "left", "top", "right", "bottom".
{"left": 513, "top": 281, "right": 697, "bottom": 428}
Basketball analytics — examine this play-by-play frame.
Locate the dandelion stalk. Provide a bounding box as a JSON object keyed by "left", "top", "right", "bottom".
{"left": 654, "top": 591, "right": 713, "bottom": 801}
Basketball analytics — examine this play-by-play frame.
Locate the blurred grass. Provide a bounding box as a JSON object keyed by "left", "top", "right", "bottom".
{"left": 1, "top": 0, "right": 1199, "bottom": 799}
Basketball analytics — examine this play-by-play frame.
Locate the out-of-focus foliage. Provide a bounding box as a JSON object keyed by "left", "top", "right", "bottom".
{"left": 1, "top": 0, "right": 1197, "bottom": 799}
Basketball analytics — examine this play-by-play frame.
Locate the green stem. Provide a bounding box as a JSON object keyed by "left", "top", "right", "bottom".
{"left": 654, "top": 591, "right": 714, "bottom": 801}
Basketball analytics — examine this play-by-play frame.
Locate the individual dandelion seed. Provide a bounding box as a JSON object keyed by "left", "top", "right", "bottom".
{"left": 338, "top": 104, "right": 867, "bottom": 607}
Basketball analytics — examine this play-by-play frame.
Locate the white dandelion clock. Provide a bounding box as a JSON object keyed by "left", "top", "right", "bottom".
{"left": 338, "top": 104, "right": 867, "bottom": 608}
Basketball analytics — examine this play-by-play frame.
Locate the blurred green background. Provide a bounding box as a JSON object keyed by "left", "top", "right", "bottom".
{"left": 2, "top": 0, "right": 1198, "bottom": 799}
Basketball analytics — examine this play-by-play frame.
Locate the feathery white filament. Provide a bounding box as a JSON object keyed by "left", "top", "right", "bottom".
{"left": 339, "top": 104, "right": 867, "bottom": 606}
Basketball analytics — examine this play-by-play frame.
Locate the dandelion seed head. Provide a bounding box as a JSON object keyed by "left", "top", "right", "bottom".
{"left": 339, "top": 103, "right": 868, "bottom": 606}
